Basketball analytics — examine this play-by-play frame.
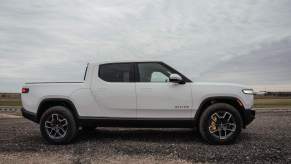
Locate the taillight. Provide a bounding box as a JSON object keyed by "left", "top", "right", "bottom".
{"left": 22, "top": 88, "right": 29, "bottom": 93}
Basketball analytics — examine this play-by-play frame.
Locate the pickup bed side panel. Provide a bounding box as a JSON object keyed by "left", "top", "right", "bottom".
{"left": 21, "top": 83, "right": 85, "bottom": 114}
{"left": 70, "top": 88, "right": 100, "bottom": 117}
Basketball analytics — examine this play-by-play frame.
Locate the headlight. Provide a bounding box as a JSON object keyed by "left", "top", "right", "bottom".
{"left": 242, "top": 89, "right": 254, "bottom": 95}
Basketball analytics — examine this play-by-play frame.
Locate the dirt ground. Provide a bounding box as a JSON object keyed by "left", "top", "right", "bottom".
{"left": 0, "top": 110, "right": 290, "bottom": 164}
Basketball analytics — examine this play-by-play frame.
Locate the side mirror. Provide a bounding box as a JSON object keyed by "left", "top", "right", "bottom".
{"left": 169, "top": 74, "right": 185, "bottom": 84}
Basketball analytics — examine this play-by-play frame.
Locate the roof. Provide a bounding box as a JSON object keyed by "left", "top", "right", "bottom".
{"left": 90, "top": 60, "right": 163, "bottom": 65}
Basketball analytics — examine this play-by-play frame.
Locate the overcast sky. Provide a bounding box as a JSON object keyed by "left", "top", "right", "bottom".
{"left": 0, "top": 0, "right": 291, "bottom": 92}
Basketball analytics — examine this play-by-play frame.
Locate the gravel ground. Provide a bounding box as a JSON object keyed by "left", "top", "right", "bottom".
{"left": 0, "top": 111, "right": 290, "bottom": 164}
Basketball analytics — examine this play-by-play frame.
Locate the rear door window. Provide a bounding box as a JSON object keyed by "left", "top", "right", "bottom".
{"left": 99, "top": 63, "right": 134, "bottom": 82}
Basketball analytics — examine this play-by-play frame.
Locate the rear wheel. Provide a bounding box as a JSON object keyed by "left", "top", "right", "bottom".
{"left": 199, "top": 103, "right": 243, "bottom": 145}
{"left": 40, "top": 106, "right": 77, "bottom": 144}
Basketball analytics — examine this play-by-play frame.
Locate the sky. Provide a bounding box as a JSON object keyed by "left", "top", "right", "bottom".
{"left": 0, "top": 0, "right": 291, "bottom": 92}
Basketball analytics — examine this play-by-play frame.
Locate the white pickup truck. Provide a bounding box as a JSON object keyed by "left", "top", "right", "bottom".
{"left": 21, "top": 61, "right": 255, "bottom": 145}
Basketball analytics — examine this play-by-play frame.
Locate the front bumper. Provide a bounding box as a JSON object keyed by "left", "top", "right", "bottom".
{"left": 242, "top": 109, "right": 256, "bottom": 127}
{"left": 21, "top": 108, "right": 38, "bottom": 123}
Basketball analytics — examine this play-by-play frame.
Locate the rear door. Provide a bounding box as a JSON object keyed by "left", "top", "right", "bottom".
{"left": 135, "top": 62, "right": 193, "bottom": 118}
{"left": 91, "top": 63, "right": 136, "bottom": 118}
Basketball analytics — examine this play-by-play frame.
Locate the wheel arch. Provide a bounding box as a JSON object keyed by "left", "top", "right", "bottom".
{"left": 37, "top": 98, "right": 79, "bottom": 123}
{"left": 194, "top": 96, "right": 245, "bottom": 127}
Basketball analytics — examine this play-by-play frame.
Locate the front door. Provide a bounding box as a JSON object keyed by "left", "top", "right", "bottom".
{"left": 91, "top": 63, "right": 136, "bottom": 118}
{"left": 135, "top": 62, "right": 192, "bottom": 118}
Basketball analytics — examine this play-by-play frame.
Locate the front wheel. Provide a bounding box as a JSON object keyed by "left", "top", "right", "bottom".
{"left": 40, "top": 106, "right": 77, "bottom": 144}
{"left": 199, "top": 103, "right": 243, "bottom": 145}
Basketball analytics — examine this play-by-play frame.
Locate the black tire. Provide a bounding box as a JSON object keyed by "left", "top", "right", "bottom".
{"left": 40, "top": 106, "right": 77, "bottom": 145}
{"left": 199, "top": 103, "right": 243, "bottom": 145}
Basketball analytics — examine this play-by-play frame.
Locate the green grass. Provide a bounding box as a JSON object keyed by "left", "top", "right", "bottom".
{"left": 254, "top": 98, "right": 291, "bottom": 108}
{"left": 0, "top": 97, "right": 291, "bottom": 108}
{"left": 0, "top": 99, "right": 22, "bottom": 106}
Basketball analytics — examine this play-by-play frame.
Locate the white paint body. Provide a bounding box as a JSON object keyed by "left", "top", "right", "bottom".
{"left": 21, "top": 61, "right": 254, "bottom": 118}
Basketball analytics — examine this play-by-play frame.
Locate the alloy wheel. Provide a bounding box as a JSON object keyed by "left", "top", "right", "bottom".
{"left": 44, "top": 113, "right": 68, "bottom": 139}
{"left": 208, "top": 111, "right": 237, "bottom": 140}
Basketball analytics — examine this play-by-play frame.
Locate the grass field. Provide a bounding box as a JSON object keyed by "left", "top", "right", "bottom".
{"left": 254, "top": 98, "right": 291, "bottom": 108}
{"left": 1, "top": 97, "right": 291, "bottom": 108}
{"left": 0, "top": 99, "right": 22, "bottom": 106}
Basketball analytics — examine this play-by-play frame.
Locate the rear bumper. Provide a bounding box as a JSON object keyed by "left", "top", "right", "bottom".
{"left": 242, "top": 109, "right": 255, "bottom": 127}
{"left": 21, "top": 108, "right": 38, "bottom": 123}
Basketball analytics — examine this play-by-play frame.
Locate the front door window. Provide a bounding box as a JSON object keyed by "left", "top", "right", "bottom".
{"left": 137, "top": 63, "right": 174, "bottom": 83}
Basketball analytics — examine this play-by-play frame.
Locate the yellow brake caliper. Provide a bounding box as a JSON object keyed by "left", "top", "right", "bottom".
{"left": 209, "top": 114, "right": 218, "bottom": 133}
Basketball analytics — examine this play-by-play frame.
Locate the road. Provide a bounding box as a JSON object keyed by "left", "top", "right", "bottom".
{"left": 0, "top": 111, "right": 290, "bottom": 164}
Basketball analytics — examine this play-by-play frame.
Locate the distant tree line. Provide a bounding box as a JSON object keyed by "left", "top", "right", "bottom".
{"left": 1, "top": 92, "right": 291, "bottom": 99}
{"left": 264, "top": 92, "right": 291, "bottom": 97}
{"left": 0, "top": 93, "right": 21, "bottom": 99}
